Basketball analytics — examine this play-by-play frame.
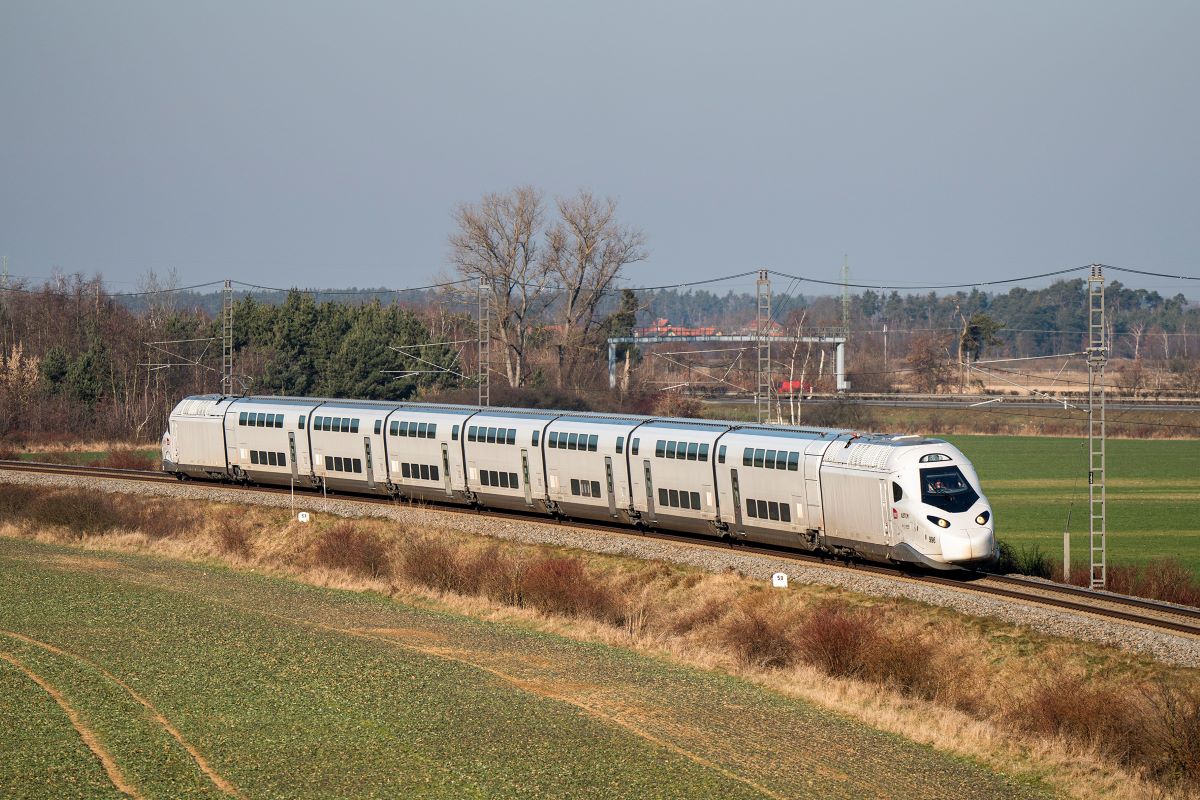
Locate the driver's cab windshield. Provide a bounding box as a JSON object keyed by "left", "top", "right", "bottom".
{"left": 920, "top": 466, "right": 979, "bottom": 514}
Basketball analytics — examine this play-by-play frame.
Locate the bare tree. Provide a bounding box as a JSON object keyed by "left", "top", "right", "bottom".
{"left": 449, "top": 187, "right": 550, "bottom": 387}
{"left": 544, "top": 191, "right": 646, "bottom": 387}
{"left": 1128, "top": 320, "right": 1146, "bottom": 361}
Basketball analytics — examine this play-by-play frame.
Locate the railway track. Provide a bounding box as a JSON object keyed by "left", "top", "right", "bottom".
{"left": 3, "top": 459, "right": 1199, "bottom": 638}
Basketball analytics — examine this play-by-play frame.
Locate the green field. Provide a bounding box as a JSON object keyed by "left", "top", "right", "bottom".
{"left": 945, "top": 435, "right": 1200, "bottom": 573}
{"left": 0, "top": 538, "right": 1048, "bottom": 799}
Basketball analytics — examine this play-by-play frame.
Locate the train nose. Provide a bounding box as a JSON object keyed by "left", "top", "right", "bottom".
{"left": 941, "top": 526, "right": 995, "bottom": 563}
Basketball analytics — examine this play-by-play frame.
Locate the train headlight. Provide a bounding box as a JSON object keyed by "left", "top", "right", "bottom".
{"left": 926, "top": 515, "right": 950, "bottom": 529}
{"left": 975, "top": 510, "right": 991, "bottom": 525}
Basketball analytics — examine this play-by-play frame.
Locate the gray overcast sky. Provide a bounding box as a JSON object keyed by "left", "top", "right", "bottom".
{"left": 2, "top": 1, "right": 1198, "bottom": 297}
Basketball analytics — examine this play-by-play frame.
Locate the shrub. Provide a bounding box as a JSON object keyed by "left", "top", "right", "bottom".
{"left": 400, "top": 536, "right": 462, "bottom": 592}
{"left": 215, "top": 513, "right": 250, "bottom": 558}
{"left": 795, "top": 602, "right": 881, "bottom": 678}
{"left": 1109, "top": 560, "right": 1200, "bottom": 608}
{"left": 462, "top": 544, "right": 524, "bottom": 605}
{"left": 520, "top": 556, "right": 621, "bottom": 623}
{"left": 0, "top": 484, "right": 38, "bottom": 517}
{"left": 721, "top": 595, "right": 798, "bottom": 669}
{"left": 992, "top": 541, "right": 1053, "bottom": 579}
{"left": 312, "top": 523, "right": 390, "bottom": 579}
{"left": 1141, "top": 682, "right": 1200, "bottom": 789}
{"left": 0, "top": 444, "right": 17, "bottom": 460}
{"left": 28, "top": 490, "right": 125, "bottom": 536}
{"left": 1015, "top": 675, "right": 1147, "bottom": 767}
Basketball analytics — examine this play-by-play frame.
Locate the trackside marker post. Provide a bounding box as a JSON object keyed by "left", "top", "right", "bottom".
{"left": 772, "top": 573, "right": 788, "bottom": 589}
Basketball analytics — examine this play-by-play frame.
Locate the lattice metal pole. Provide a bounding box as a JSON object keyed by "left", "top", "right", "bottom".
{"left": 756, "top": 270, "right": 771, "bottom": 423}
{"left": 221, "top": 279, "right": 234, "bottom": 395}
{"left": 478, "top": 277, "right": 490, "bottom": 407}
{"left": 1087, "top": 265, "right": 1108, "bottom": 589}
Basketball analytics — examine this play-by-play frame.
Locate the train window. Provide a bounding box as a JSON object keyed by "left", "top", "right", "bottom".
{"left": 668, "top": 489, "right": 679, "bottom": 507}
{"left": 531, "top": 430, "right": 539, "bottom": 446}
{"left": 350, "top": 419, "right": 359, "bottom": 434}
{"left": 325, "top": 456, "right": 333, "bottom": 471}
{"left": 768, "top": 501, "right": 780, "bottom": 521}
{"left": 765, "top": 450, "right": 776, "bottom": 469}
{"left": 788, "top": 452, "right": 800, "bottom": 471}
{"left": 509, "top": 472, "right": 518, "bottom": 488}
{"left": 746, "top": 498, "right": 756, "bottom": 518}
{"left": 565, "top": 432, "right": 576, "bottom": 450}
{"left": 491, "top": 470, "right": 501, "bottom": 486}
{"left": 299, "top": 416, "right": 305, "bottom": 430}
{"left": 592, "top": 480, "right": 601, "bottom": 497}
{"left": 780, "top": 503, "right": 791, "bottom": 523}
{"left": 920, "top": 453, "right": 951, "bottom": 463}
{"left": 353, "top": 458, "right": 363, "bottom": 474}
{"left": 329, "top": 417, "right": 338, "bottom": 431}
{"left": 265, "top": 414, "right": 272, "bottom": 427}
{"left": 656, "top": 440, "right": 665, "bottom": 458}
{"left": 498, "top": 471, "right": 509, "bottom": 488}
{"left": 431, "top": 465, "right": 440, "bottom": 481}
{"left": 687, "top": 442, "right": 699, "bottom": 461}
{"left": 893, "top": 482, "right": 903, "bottom": 502}
{"left": 277, "top": 415, "right": 285, "bottom": 429}
{"left": 252, "top": 413, "right": 261, "bottom": 427}
{"left": 267, "top": 452, "right": 277, "bottom": 466}
{"left": 718, "top": 445, "right": 726, "bottom": 464}
{"left": 690, "top": 491, "right": 700, "bottom": 509}
{"left": 401, "top": 463, "right": 411, "bottom": 478}
{"left": 250, "top": 451, "right": 259, "bottom": 464}
{"left": 269, "top": 414, "right": 276, "bottom": 427}
{"left": 678, "top": 441, "right": 690, "bottom": 459}
{"left": 548, "top": 431, "right": 558, "bottom": 448}
{"left": 374, "top": 420, "right": 381, "bottom": 434}
{"left": 387, "top": 421, "right": 396, "bottom": 436}
{"left": 314, "top": 416, "right": 323, "bottom": 430}
{"left": 418, "top": 423, "right": 428, "bottom": 438}
{"left": 480, "top": 470, "right": 490, "bottom": 486}
{"left": 507, "top": 429, "right": 517, "bottom": 445}
{"left": 665, "top": 441, "right": 676, "bottom": 459}
{"left": 452, "top": 425, "right": 460, "bottom": 441}
{"left": 631, "top": 438, "right": 639, "bottom": 455}
{"left": 239, "top": 412, "right": 247, "bottom": 426}
{"left": 419, "top": 464, "right": 429, "bottom": 480}
{"left": 588, "top": 434, "right": 598, "bottom": 452}
{"left": 430, "top": 424, "right": 438, "bottom": 439}
{"left": 331, "top": 456, "right": 341, "bottom": 472}
{"left": 752, "top": 449, "right": 764, "bottom": 468}
{"left": 467, "top": 426, "right": 476, "bottom": 442}
{"left": 699, "top": 443, "right": 709, "bottom": 462}
{"left": 776, "top": 453, "right": 788, "bottom": 470}
{"left": 615, "top": 436, "right": 624, "bottom": 454}
{"left": 279, "top": 452, "right": 287, "bottom": 467}
{"left": 571, "top": 478, "right": 580, "bottom": 495}
{"left": 757, "top": 499, "right": 769, "bottom": 519}
{"left": 482, "top": 427, "right": 492, "bottom": 444}
{"left": 743, "top": 447, "right": 752, "bottom": 466}
{"left": 658, "top": 488, "right": 668, "bottom": 506}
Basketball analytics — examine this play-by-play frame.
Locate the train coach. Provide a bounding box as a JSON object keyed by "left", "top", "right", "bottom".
{"left": 162, "top": 394, "right": 997, "bottom": 570}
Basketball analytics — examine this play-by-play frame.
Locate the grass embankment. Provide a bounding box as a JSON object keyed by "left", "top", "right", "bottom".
{"left": 946, "top": 436, "right": 1200, "bottom": 577}
{"left": 0, "top": 441, "right": 158, "bottom": 470}
{"left": 2, "top": 484, "right": 1199, "bottom": 797}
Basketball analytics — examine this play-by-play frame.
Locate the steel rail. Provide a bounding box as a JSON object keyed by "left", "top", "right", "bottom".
{"left": 2, "top": 460, "right": 1198, "bottom": 637}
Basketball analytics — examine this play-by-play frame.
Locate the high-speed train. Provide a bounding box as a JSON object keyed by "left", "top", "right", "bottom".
{"left": 162, "top": 394, "right": 997, "bottom": 570}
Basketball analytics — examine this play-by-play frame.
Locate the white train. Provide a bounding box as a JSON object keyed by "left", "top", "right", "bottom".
{"left": 162, "top": 394, "right": 997, "bottom": 570}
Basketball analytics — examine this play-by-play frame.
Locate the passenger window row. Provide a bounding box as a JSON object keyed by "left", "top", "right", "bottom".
{"left": 549, "top": 432, "right": 598, "bottom": 451}
{"left": 401, "top": 463, "right": 440, "bottom": 481}
{"left": 656, "top": 440, "right": 710, "bottom": 462}
{"left": 480, "top": 470, "right": 520, "bottom": 489}
{"left": 469, "top": 426, "right": 517, "bottom": 445}
{"left": 659, "top": 487, "right": 702, "bottom": 511}
{"left": 390, "top": 421, "right": 438, "bottom": 439}
{"left": 742, "top": 448, "right": 800, "bottom": 471}
{"left": 249, "top": 450, "right": 287, "bottom": 467}
{"left": 239, "top": 412, "right": 284, "bottom": 428}
{"left": 745, "top": 498, "right": 792, "bottom": 523}
{"left": 324, "top": 455, "right": 363, "bottom": 474}
{"left": 314, "top": 416, "right": 360, "bottom": 434}
{"left": 570, "top": 478, "right": 602, "bottom": 498}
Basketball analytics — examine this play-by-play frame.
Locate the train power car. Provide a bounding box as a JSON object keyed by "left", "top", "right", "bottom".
{"left": 162, "top": 394, "right": 997, "bottom": 570}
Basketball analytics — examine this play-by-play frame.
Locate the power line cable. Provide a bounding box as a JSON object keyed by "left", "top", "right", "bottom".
{"left": 768, "top": 265, "right": 1087, "bottom": 291}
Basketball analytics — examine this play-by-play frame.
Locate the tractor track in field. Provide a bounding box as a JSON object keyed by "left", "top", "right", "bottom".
{"left": 3, "top": 459, "right": 1200, "bottom": 643}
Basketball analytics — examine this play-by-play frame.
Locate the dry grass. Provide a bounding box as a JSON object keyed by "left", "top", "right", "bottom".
{"left": 96, "top": 449, "right": 157, "bottom": 470}
{"left": 2, "top": 481, "right": 1198, "bottom": 798}
{"left": 1051, "top": 558, "right": 1200, "bottom": 607}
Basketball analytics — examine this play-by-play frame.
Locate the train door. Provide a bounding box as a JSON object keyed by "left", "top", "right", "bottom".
{"left": 804, "top": 448, "right": 824, "bottom": 529}
{"left": 442, "top": 444, "right": 453, "bottom": 497}
{"left": 604, "top": 457, "right": 617, "bottom": 518}
{"left": 364, "top": 437, "right": 375, "bottom": 490}
{"left": 731, "top": 468, "right": 744, "bottom": 535}
{"left": 520, "top": 450, "right": 533, "bottom": 506}
{"left": 643, "top": 460, "right": 657, "bottom": 523}
{"left": 879, "top": 479, "right": 892, "bottom": 545}
{"left": 288, "top": 432, "right": 298, "bottom": 482}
